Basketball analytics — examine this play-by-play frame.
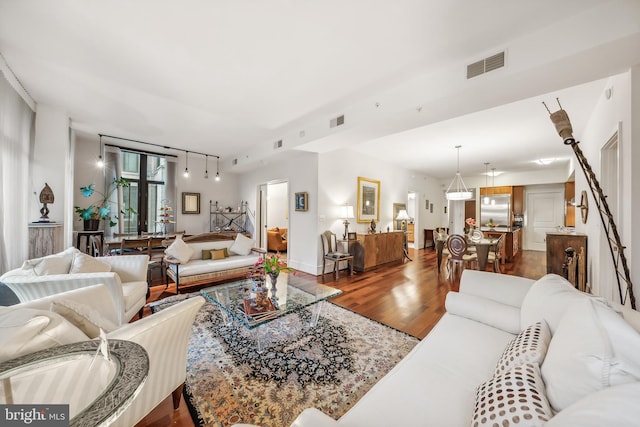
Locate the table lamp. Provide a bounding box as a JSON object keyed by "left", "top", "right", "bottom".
{"left": 396, "top": 209, "right": 410, "bottom": 231}
{"left": 340, "top": 205, "right": 355, "bottom": 239}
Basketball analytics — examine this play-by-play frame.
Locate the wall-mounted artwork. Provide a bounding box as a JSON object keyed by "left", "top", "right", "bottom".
{"left": 357, "top": 176, "right": 380, "bottom": 223}
{"left": 295, "top": 192, "right": 308, "bottom": 211}
{"left": 182, "top": 192, "right": 200, "bottom": 214}
{"left": 430, "top": 203, "right": 434, "bottom": 213}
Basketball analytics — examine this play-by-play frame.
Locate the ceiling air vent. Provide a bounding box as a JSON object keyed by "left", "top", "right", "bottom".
{"left": 330, "top": 115, "right": 345, "bottom": 128}
{"left": 273, "top": 139, "right": 283, "bottom": 149}
{"left": 467, "top": 51, "right": 505, "bottom": 79}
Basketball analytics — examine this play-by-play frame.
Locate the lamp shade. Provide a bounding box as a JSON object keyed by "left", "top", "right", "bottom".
{"left": 395, "top": 209, "right": 410, "bottom": 221}
{"left": 340, "top": 205, "right": 355, "bottom": 219}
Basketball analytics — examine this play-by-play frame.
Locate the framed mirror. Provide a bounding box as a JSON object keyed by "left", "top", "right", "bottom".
{"left": 182, "top": 192, "right": 200, "bottom": 214}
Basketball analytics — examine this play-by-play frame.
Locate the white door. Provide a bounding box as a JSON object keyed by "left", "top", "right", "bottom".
{"left": 525, "top": 185, "right": 565, "bottom": 251}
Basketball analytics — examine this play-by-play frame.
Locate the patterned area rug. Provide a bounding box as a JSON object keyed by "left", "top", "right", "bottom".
{"left": 150, "top": 294, "right": 419, "bottom": 427}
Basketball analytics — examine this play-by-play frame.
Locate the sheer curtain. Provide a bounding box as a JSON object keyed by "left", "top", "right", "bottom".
{"left": 0, "top": 71, "right": 35, "bottom": 274}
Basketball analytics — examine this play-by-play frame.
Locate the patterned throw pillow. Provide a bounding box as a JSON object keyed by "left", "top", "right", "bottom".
{"left": 210, "top": 249, "right": 226, "bottom": 260}
{"left": 472, "top": 363, "right": 553, "bottom": 427}
{"left": 495, "top": 320, "right": 551, "bottom": 376}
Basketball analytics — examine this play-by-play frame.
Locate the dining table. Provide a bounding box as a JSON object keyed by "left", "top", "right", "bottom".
{"left": 436, "top": 236, "right": 497, "bottom": 272}
{"left": 103, "top": 234, "right": 169, "bottom": 255}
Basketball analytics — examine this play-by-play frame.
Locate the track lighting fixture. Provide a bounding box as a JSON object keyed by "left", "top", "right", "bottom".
{"left": 204, "top": 155, "right": 209, "bottom": 179}
{"left": 215, "top": 157, "right": 221, "bottom": 181}
{"left": 184, "top": 151, "right": 190, "bottom": 177}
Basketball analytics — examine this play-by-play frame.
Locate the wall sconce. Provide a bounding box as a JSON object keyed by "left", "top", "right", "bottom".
{"left": 340, "top": 204, "right": 355, "bottom": 239}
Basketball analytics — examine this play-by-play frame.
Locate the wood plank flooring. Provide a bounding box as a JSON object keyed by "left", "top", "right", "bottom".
{"left": 136, "top": 248, "right": 547, "bottom": 427}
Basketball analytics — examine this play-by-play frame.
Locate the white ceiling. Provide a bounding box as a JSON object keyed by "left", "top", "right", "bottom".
{"left": 1, "top": 0, "right": 639, "bottom": 178}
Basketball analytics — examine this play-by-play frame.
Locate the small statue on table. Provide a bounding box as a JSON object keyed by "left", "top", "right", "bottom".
{"left": 368, "top": 219, "right": 377, "bottom": 234}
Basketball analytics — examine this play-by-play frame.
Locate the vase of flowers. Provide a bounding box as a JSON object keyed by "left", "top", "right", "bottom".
{"left": 254, "top": 253, "right": 294, "bottom": 299}
{"left": 465, "top": 217, "right": 477, "bottom": 237}
{"left": 75, "top": 177, "right": 136, "bottom": 230}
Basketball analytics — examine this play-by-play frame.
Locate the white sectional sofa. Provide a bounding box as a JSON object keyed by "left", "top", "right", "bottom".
{"left": 235, "top": 270, "right": 640, "bottom": 427}
{"left": 0, "top": 283, "right": 204, "bottom": 426}
{"left": 164, "top": 232, "right": 263, "bottom": 292}
{"left": 0, "top": 247, "right": 148, "bottom": 323}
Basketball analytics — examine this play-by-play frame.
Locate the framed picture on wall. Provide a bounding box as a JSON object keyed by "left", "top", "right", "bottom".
{"left": 182, "top": 192, "right": 200, "bottom": 214}
{"left": 357, "top": 176, "right": 380, "bottom": 223}
{"left": 295, "top": 192, "right": 308, "bottom": 211}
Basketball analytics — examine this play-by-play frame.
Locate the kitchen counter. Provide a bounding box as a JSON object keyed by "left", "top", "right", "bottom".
{"left": 478, "top": 226, "right": 522, "bottom": 262}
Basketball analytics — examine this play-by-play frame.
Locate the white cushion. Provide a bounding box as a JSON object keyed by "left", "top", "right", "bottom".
{"left": 541, "top": 299, "right": 640, "bottom": 412}
{"left": 546, "top": 382, "right": 640, "bottom": 427}
{"left": 0, "top": 307, "right": 88, "bottom": 362}
{"left": 472, "top": 363, "right": 553, "bottom": 427}
{"left": 229, "top": 233, "right": 254, "bottom": 256}
{"left": 165, "top": 237, "right": 194, "bottom": 264}
{"left": 51, "top": 299, "right": 118, "bottom": 339}
{"left": 69, "top": 252, "right": 112, "bottom": 274}
{"left": 495, "top": 320, "right": 551, "bottom": 376}
{"left": 20, "top": 247, "right": 80, "bottom": 276}
{"left": 521, "top": 273, "right": 602, "bottom": 334}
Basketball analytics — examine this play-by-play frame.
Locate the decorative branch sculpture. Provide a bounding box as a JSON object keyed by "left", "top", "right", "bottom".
{"left": 544, "top": 99, "right": 635, "bottom": 309}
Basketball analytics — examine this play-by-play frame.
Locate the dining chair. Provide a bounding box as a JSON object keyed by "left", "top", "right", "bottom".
{"left": 487, "top": 234, "right": 505, "bottom": 273}
{"left": 120, "top": 237, "right": 159, "bottom": 298}
{"left": 321, "top": 230, "right": 354, "bottom": 280}
{"left": 446, "top": 234, "right": 477, "bottom": 279}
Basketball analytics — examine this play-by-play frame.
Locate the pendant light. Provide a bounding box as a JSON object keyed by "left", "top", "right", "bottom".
{"left": 445, "top": 145, "right": 472, "bottom": 200}
{"left": 184, "top": 151, "right": 190, "bottom": 177}
{"left": 215, "top": 157, "right": 221, "bottom": 181}
{"left": 483, "top": 162, "right": 490, "bottom": 205}
{"left": 204, "top": 155, "right": 209, "bottom": 179}
{"left": 96, "top": 135, "right": 104, "bottom": 168}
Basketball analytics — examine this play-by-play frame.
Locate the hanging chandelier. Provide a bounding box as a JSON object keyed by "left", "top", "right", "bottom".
{"left": 445, "top": 145, "right": 473, "bottom": 200}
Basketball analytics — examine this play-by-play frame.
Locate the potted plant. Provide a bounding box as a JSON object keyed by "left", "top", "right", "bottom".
{"left": 74, "top": 177, "right": 136, "bottom": 230}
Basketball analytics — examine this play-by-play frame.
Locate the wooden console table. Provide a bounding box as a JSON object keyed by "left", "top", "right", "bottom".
{"left": 351, "top": 232, "right": 404, "bottom": 272}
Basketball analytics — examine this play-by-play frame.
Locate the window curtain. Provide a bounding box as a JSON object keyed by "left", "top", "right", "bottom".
{"left": 0, "top": 71, "right": 35, "bottom": 274}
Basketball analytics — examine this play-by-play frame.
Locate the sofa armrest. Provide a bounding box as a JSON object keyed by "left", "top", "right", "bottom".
{"left": 459, "top": 270, "right": 534, "bottom": 308}
{"left": 107, "top": 296, "right": 205, "bottom": 427}
{"left": 3, "top": 273, "right": 128, "bottom": 324}
{"left": 97, "top": 255, "right": 149, "bottom": 283}
{"left": 445, "top": 292, "right": 521, "bottom": 334}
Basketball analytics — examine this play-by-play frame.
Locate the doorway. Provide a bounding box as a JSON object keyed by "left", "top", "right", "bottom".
{"left": 256, "top": 181, "right": 289, "bottom": 254}
{"left": 524, "top": 184, "right": 564, "bottom": 251}
{"left": 599, "top": 127, "right": 620, "bottom": 300}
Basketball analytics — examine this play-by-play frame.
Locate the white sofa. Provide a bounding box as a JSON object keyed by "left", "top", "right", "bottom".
{"left": 0, "top": 247, "right": 148, "bottom": 323}
{"left": 235, "top": 271, "right": 640, "bottom": 427}
{"left": 0, "top": 283, "right": 205, "bottom": 426}
{"left": 164, "top": 233, "right": 263, "bottom": 292}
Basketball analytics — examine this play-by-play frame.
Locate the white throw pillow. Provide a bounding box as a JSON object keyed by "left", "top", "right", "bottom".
{"left": 541, "top": 299, "right": 640, "bottom": 412}
{"left": 472, "top": 363, "right": 553, "bottom": 427}
{"left": 520, "top": 273, "right": 603, "bottom": 334}
{"left": 229, "top": 233, "right": 254, "bottom": 256}
{"left": 51, "top": 299, "right": 118, "bottom": 339}
{"left": 545, "top": 382, "right": 640, "bottom": 427}
{"left": 0, "top": 307, "right": 88, "bottom": 363}
{"left": 495, "top": 320, "right": 551, "bottom": 376}
{"left": 165, "top": 237, "right": 194, "bottom": 264}
{"left": 21, "top": 247, "right": 80, "bottom": 276}
{"left": 69, "top": 252, "right": 112, "bottom": 274}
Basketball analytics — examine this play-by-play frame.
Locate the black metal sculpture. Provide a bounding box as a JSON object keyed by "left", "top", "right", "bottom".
{"left": 544, "top": 99, "right": 635, "bottom": 309}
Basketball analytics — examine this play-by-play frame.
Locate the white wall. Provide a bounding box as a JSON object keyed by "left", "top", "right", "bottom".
{"left": 238, "top": 151, "right": 319, "bottom": 274}
{"left": 576, "top": 69, "right": 638, "bottom": 305}
{"left": 31, "top": 104, "right": 70, "bottom": 244}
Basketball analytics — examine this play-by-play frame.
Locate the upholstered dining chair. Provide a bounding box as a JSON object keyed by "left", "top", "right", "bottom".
{"left": 321, "top": 230, "right": 354, "bottom": 280}
{"left": 487, "top": 234, "right": 505, "bottom": 273}
{"left": 445, "top": 234, "right": 477, "bottom": 279}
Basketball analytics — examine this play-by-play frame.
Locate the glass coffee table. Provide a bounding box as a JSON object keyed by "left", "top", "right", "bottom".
{"left": 200, "top": 272, "right": 342, "bottom": 351}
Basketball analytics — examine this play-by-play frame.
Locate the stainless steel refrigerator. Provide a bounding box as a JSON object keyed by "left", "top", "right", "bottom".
{"left": 480, "top": 194, "right": 511, "bottom": 227}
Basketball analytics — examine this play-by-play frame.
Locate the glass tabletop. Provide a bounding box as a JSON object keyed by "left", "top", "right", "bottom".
{"left": 200, "top": 272, "right": 342, "bottom": 329}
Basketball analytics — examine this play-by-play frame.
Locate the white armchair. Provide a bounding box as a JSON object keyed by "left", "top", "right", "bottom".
{"left": 0, "top": 248, "right": 148, "bottom": 323}
{"left": 2, "top": 283, "right": 204, "bottom": 426}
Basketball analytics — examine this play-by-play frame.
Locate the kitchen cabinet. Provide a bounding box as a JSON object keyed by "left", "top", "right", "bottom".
{"left": 352, "top": 232, "right": 404, "bottom": 272}
{"left": 480, "top": 185, "right": 524, "bottom": 223}
{"left": 483, "top": 227, "right": 521, "bottom": 263}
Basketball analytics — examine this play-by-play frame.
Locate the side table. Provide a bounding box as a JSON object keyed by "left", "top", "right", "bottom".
{"left": 76, "top": 230, "right": 104, "bottom": 256}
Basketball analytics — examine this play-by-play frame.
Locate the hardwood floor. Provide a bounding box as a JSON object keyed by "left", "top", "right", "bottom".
{"left": 136, "top": 248, "right": 547, "bottom": 427}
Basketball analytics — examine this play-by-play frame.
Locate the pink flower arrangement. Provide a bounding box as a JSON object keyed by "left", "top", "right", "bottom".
{"left": 254, "top": 252, "right": 294, "bottom": 275}
{"left": 465, "top": 218, "right": 477, "bottom": 227}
